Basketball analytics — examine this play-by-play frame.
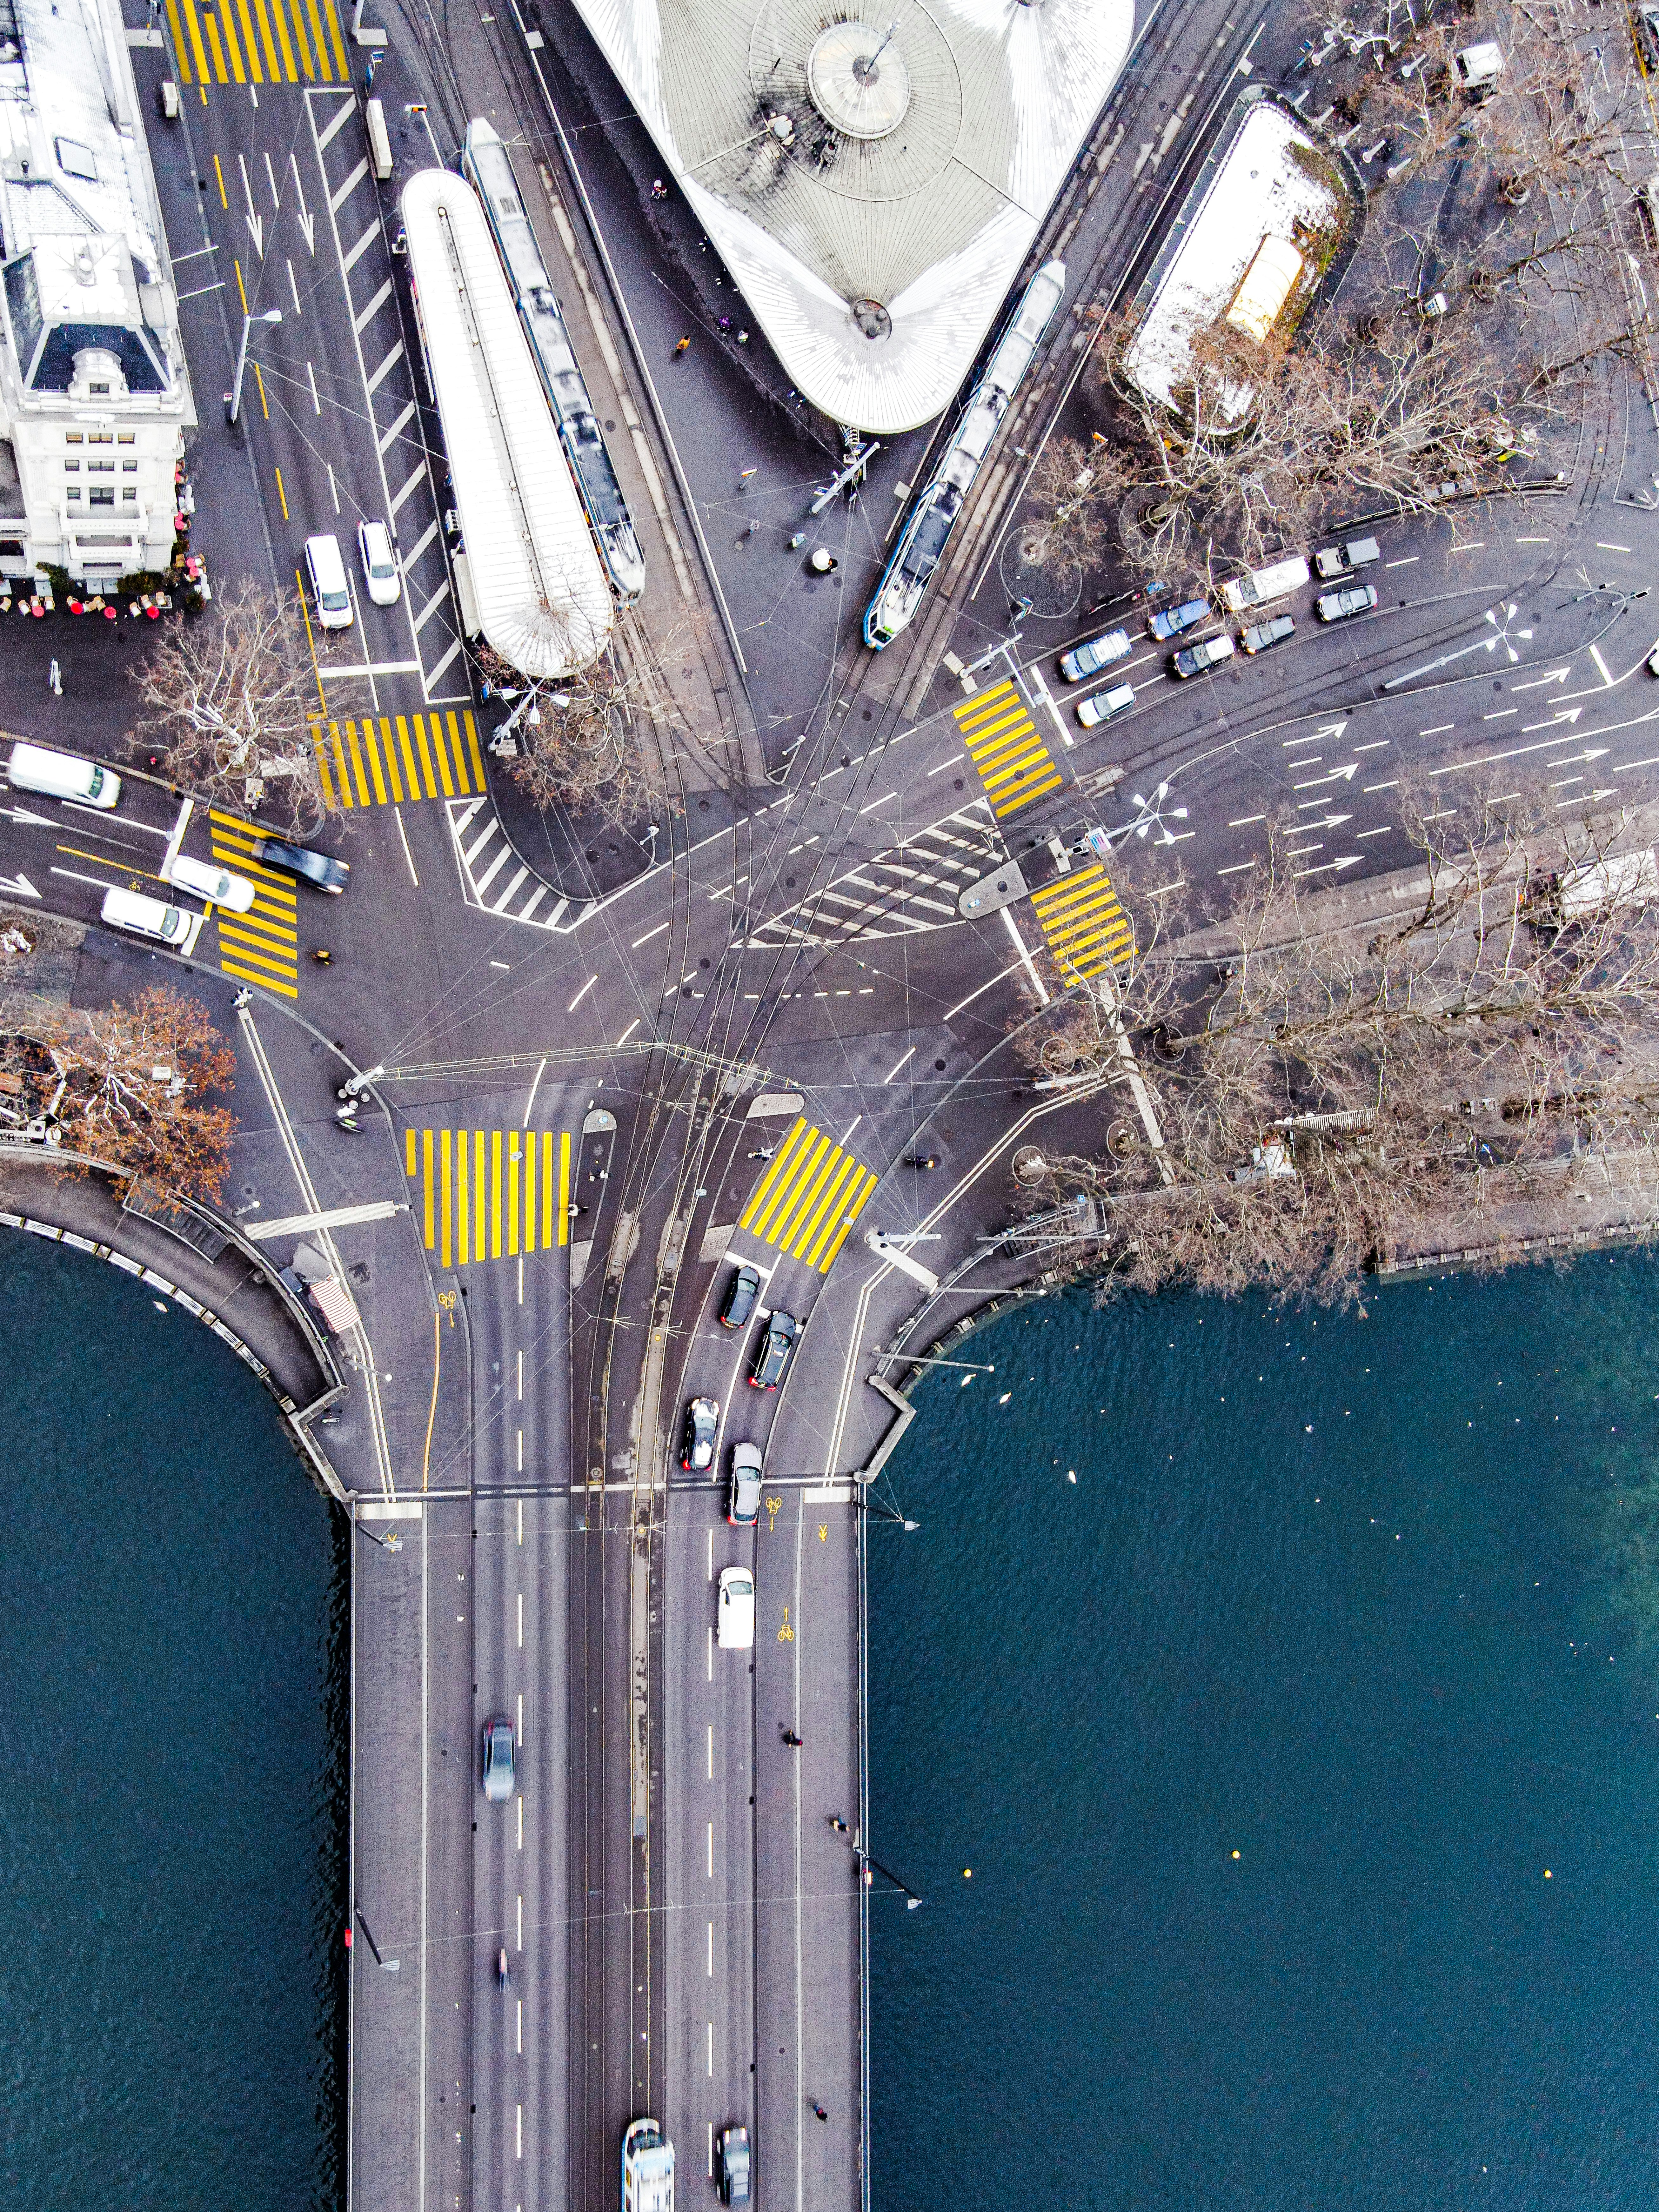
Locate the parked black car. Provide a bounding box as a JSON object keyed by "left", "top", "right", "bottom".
{"left": 719, "top": 1263, "right": 760, "bottom": 1330}
{"left": 748, "top": 1310, "right": 798, "bottom": 1391}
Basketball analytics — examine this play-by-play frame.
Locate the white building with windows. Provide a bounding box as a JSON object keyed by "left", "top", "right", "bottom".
{"left": 0, "top": 0, "right": 195, "bottom": 586}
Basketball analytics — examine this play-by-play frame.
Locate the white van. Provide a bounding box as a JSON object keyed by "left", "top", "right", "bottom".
{"left": 305, "top": 533, "right": 353, "bottom": 629}
{"left": 1220, "top": 555, "right": 1311, "bottom": 614}
{"left": 100, "top": 885, "right": 204, "bottom": 956}
{"left": 8, "top": 740, "right": 120, "bottom": 809}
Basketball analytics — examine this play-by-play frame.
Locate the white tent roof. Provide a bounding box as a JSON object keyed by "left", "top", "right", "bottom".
{"left": 400, "top": 168, "right": 612, "bottom": 678}
{"left": 568, "top": 0, "right": 1132, "bottom": 433}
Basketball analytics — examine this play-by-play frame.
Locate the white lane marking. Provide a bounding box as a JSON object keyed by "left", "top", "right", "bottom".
{"left": 1596, "top": 542, "right": 1632, "bottom": 553}
{"left": 1229, "top": 812, "right": 1265, "bottom": 827}
{"left": 707, "top": 1921, "right": 714, "bottom": 1976}
{"left": 1363, "top": 779, "right": 1399, "bottom": 792}
{"left": 999, "top": 904, "right": 1049, "bottom": 1003}
{"left": 706, "top": 1625, "right": 712, "bottom": 1680}
{"left": 517, "top": 1351, "right": 524, "bottom": 1401}
{"left": 517, "top": 1795, "right": 523, "bottom": 1851}
{"left": 1356, "top": 825, "right": 1392, "bottom": 837}
{"left": 632, "top": 920, "right": 670, "bottom": 947}
{"left": 1384, "top": 556, "right": 1419, "bottom": 568}
{"left": 707, "top": 2022, "right": 714, "bottom": 2076}
{"left": 516, "top": 1894, "right": 522, "bottom": 1949}
{"left": 706, "top": 1822, "right": 713, "bottom": 1877}
{"left": 516, "top": 1430, "right": 523, "bottom": 1472}
{"left": 517, "top": 1691, "right": 522, "bottom": 1746}
{"left": 1483, "top": 708, "right": 1517, "bottom": 721}
{"left": 926, "top": 750, "right": 965, "bottom": 774}
{"left": 306, "top": 356, "right": 321, "bottom": 412}
{"left": 1419, "top": 723, "right": 1455, "bottom": 736}
{"left": 517, "top": 1592, "right": 523, "bottom": 1649}
{"left": 516, "top": 1500, "right": 522, "bottom": 1547}
{"left": 1590, "top": 644, "right": 1614, "bottom": 686}
{"left": 706, "top": 1529, "right": 713, "bottom": 1582}
{"left": 568, "top": 975, "right": 598, "bottom": 1011}
{"left": 941, "top": 957, "right": 1023, "bottom": 1024}
{"left": 883, "top": 1046, "right": 914, "bottom": 1084}
{"left": 516, "top": 2105, "right": 522, "bottom": 2159}
{"left": 245, "top": 1198, "right": 401, "bottom": 1240}
{"left": 1217, "top": 861, "right": 1255, "bottom": 875}
{"left": 521, "top": 1059, "right": 546, "bottom": 1131}
{"left": 516, "top": 2000, "right": 522, "bottom": 2054}
{"left": 391, "top": 801, "right": 421, "bottom": 887}
{"left": 616, "top": 1018, "right": 642, "bottom": 1046}
{"left": 1353, "top": 740, "right": 1390, "bottom": 752}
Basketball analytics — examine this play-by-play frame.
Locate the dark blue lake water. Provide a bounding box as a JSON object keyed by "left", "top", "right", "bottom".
{"left": 871, "top": 1255, "right": 1659, "bottom": 2211}
{"left": 0, "top": 1233, "right": 345, "bottom": 2210}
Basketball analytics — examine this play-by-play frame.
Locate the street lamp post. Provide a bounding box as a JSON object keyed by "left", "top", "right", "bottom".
{"left": 227, "top": 308, "right": 283, "bottom": 426}
{"left": 829, "top": 1823, "right": 923, "bottom": 1906}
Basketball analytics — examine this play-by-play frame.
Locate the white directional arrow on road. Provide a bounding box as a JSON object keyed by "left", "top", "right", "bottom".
{"left": 1292, "top": 855, "right": 1364, "bottom": 876}
{"left": 1512, "top": 667, "right": 1572, "bottom": 692}
{"left": 1521, "top": 708, "right": 1582, "bottom": 732}
{"left": 0, "top": 806, "right": 59, "bottom": 829}
{"left": 1542, "top": 748, "right": 1610, "bottom": 769}
{"left": 289, "top": 152, "right": 315, "bottom": 255}
{"left": 239, "top": 155, "right": 264, "bottom": 258}
{"left": 1292, "top": 761, "right": 1360, "bottom": 790}
{"left": 0, "top": 872, "right": 42, "bottom": 900}
{"left": 1297, "top": 811, "right": 1353, "bottom": 829}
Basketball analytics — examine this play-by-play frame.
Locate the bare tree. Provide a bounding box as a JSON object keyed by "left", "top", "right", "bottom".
{"left": 0, "top": 985, "right": 237, "bottom": 1201}
{"left": 130, "top": 578, "right": 331, "bottom": 832}
{"left": 1089, "top": 306, "right": 1531, "bottom": 584}
{"left": 1020, "top": 436, "right": 1117, "bottom": 571}
{"left": 1014, "top": 789, "right": 1659, "bottom": 1301}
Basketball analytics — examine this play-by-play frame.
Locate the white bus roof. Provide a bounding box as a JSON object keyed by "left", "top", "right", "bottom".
{"left": 400, "top": 167, "right": 612, "bottom": 679}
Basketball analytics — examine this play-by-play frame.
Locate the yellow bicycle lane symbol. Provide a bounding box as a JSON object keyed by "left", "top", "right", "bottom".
{"left": 778, "top": 1605, "right": 794, "bottom": 1643}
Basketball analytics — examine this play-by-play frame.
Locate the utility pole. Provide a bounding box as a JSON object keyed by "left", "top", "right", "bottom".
{"left": 226, "top": 309, "right": 282, "bottom": 426}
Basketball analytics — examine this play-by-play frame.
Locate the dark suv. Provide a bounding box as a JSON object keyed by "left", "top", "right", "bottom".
{"left": 719, "top": 1263, "right": 760, "bottom": 1330}
{"left": 748, "top": 1310, "right": 798, "bottom": 1390}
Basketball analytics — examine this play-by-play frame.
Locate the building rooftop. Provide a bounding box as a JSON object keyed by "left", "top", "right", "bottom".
{"left": 0, "top": 0, "right": 189, "bottom": 412}
{"left": 567, "top": 0, "right": 1132, "bottom": 432}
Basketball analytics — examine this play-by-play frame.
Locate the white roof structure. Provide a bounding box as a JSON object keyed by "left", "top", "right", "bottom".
{"left": 1124, "top": 101, "right": 1349, "bottom": 418}
{"left": 401, "top": 168, "right": 612, "bottom": 679}
{"left": 567, "top": 0, "right": 1133, "bottom": 432}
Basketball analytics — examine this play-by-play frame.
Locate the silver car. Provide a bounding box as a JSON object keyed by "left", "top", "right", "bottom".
{"left": 482, "top": 1717, "right": 515, "bottom": 1802}
{"left": 728, "top": 1441, "right": 763, "bottom": 1527}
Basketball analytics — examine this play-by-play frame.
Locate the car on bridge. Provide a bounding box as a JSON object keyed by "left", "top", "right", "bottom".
{"left": 481, "top": 1717, "right": 514, "bottom": 1801}
{"left": 717, "top": 2127, "right": 752, "bottom": 2205}
{"left": 748, "top": 1310, "right": 798, "bottom": 1390}
{"left": 681, "top": 1396, "right": 719, "bottom": 1472}
{"left": 728, "top": 1442, "right": 763, "bottom": 1526}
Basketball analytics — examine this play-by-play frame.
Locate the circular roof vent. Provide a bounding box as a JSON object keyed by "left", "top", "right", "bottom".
{"left": 806, "top": 20, "right": 912, "bottom": 139}
{"left": 849, "top": 297, "right": 892, "bottom": 342}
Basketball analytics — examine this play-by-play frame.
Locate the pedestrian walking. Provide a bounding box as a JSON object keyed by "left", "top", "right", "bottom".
{"left": 47, "top": 658, "right": 61, "bottom": 696}
{"left": 650, "top": 178, "right": 668, "bottom": 199}
{"left": 813, "top": 2105, "right": 828, "bottom": 2124}
{"left": 828, "top": 1816, "right": 848, "bottom": 1833}
{"left": 312, "top": 947, "right": 333, "bottom": 965}
{"left": 673, "top": 334, "right": 691, "bottom": 356}
{"left": 781, "top": 1727, "right": 803, "bottom": 1747}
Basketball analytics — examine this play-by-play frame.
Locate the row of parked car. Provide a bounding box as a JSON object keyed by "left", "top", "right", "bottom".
{"left": 5, "top": 740, "right": 350, "bottom": 956}
{"left": 1057, "top": 537, "right": 1384, "bottom": 726}
{"left": 683, "top": 1263, "right": 803, "bottom": 1648}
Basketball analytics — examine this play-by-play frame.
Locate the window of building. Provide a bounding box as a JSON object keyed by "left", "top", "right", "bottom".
{"left": 64, "top": 461, "right": 79, "bottom": 474}
{"left": 89, "top": 488, "right": 114, "bottom": 507}
{"left": 88, "top": 432, "right": 112, "bottom": 446}
{"left": 66, "top": 488, "right": 81, "bottom": 502}
{"left": 117, "top": 433, "right": 135, "bottom": 446}
{"left": 64, "top": 432, "right": 83, "bottom": 446}
{"left": 122, "top": 462, "right": 137, "bottom": 473}
{"left": 88, "top": 461, "right": 113, "bottom": 474}
{"left": 122, "top": 489, "right": 137, "bottom": 502}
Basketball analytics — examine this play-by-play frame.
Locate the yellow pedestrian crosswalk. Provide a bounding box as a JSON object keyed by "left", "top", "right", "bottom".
{"left": 737, "top": 1117, "right": 876, "bottom": 1274}
{"left": 954, "top": 680, "right": 1065, "bottom": 818}
{"left": 165, "top": 0, "right": 348, "bottom": 83}
{"left": 1029, "top": 861, "right": 1136, "bottom": 982}
{"left": 406, "top": 1128, "right": 573, "bottom": 1269}
{"left": 207, "top": 811, "right": 301, "bottom": 999}
{"left": 314, "top": 711, "right": 486, "bottom": 812}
